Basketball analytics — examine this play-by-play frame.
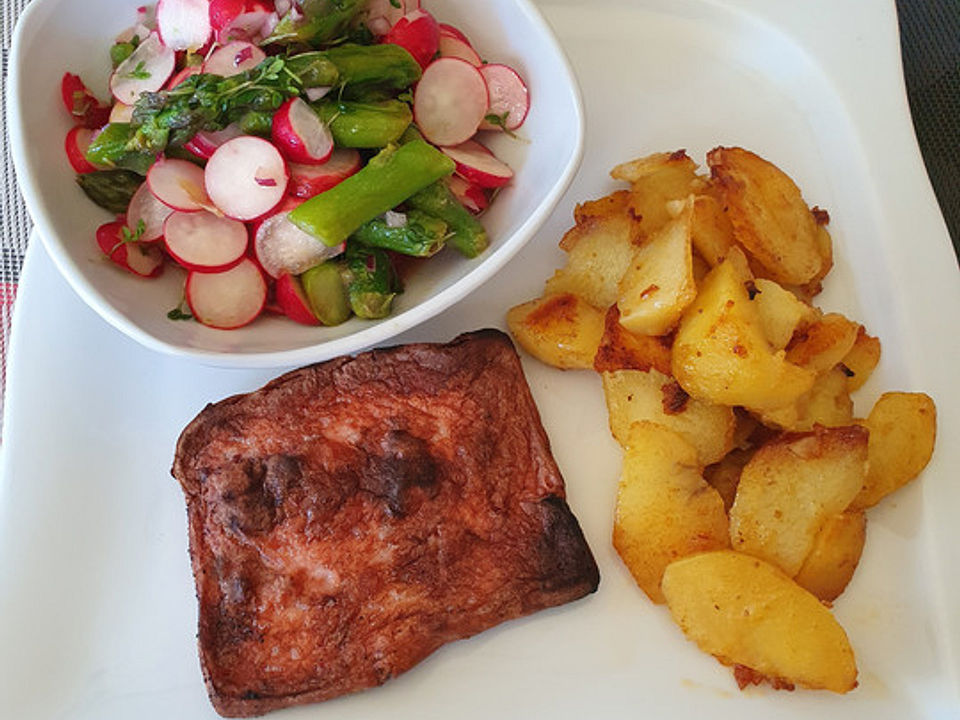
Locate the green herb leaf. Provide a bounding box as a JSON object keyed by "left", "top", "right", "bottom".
{"left": 167, "top": 307, "right": 193, "bottom": 321}
{"left": 483, "top": 111, "right": 517, "bottom": 138}
{"left": 124, "top": 61, "right": 151, "bottom": 80}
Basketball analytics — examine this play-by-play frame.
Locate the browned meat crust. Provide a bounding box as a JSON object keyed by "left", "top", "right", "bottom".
{"left": 172, "top": 330, "right": 600, "bottom": 717}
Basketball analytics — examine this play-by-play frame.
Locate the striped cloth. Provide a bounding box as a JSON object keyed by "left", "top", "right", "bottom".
{"left": 0, "top": 1, "right": 957, "bottom": 434}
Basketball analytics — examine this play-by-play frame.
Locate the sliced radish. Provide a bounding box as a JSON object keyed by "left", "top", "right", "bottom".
{"left": 65, "top": 127, "right": 99, "bottom": 174}
{"left": 437, "top": 34, "right": 481, "bottom": 66}
{"left": 275, "top": 272, "right": 320, "bottom": 325}
{"left": 364, "top": 0, "right": 420, "bottom": 35}
{"left": 478, "top": 64, "right": 530, "bottom": 131}
{"left": 382, "top": 9, "right": 439, "bottom": 69}
{"left": 205, "top": 136, "right": 288, "bottom": 220}
{"left": 164, "top": 211, "right": 249, "bottom": 272}
{"left": 110, "top": 32, "right": 176, "bottom": 104}
{"left": 61, "top": 73, "right": 112, "bottom": 129}
{"left": 127, "top": 182, "right": 175, "bottom": 242}
{"left": 166, "top": 64, "right": 202, "bottom": 89}
{"left": 147, "top": 157, "right": 212, "bottom": 211}
{"left": 437, "top": 23, "right": 469, "bottom": 44}
{"left": 254, "top": 200, "right": 344, "bottom": 278}
{"left": 287, "top": 149, "right": 362, "bottom": 198}
{"left": 271, "top": 97, "right": 334, "bottom": 165}
{"left": 203, "top": 40, "right": 266, "bottom": 77}
{"left": 186, "top": 257, "right": 267, "bottom": 329}
{"left": 184, "top": 122, "right": 245, "bottom": 159}
{"left": 109, "top": 102, "right": 135, "bottom": 123}
{"left": 441, "top": 139, "right": 513, "bottom": 188}
{"left": 446, "top": 174, "right": 489, "bottom": 215}
{"left": 413, "top": 58, "right": 488, "bottom": 147}
{"left": 210, "top": 0, "right": 277, "bottom": 43}
{"left": 157, "top": 0, "right": 212, "bottom": 50}
{"left": 96, "top": 220, "right": 165, "bottom": 277}
{"left": 115, "top": 22, "right": 153, "bottom": 44}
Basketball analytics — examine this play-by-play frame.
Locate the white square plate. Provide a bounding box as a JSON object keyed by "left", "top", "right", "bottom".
{"left": 2, "top": 1, "right": 959, "bottom": 718}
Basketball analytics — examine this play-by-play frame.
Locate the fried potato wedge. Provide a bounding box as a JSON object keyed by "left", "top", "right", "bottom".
{"left": 706, "top": 147, "right": 824, "bottom": 285}
{"left": 690, "top": 193, "right": 737, "bottom": 267}
{"left": 617, "top": 197, "right": 697, "bottom": 336}
{"left": 506, "top": 293, "right": 605, "bottom": 370}
{"left": 729, "top": 425, "right": 868, "bottom": 576}
{"left": 570, "top": 190, "right": 632, "bottom": 231}
{"left": 850, "top": 392, "right": 937, "bottom": 509}
{"left": 759, "top": 365, "right": 854, "bottom": 431}
{"left": 672, "top": 251, "right": 816, "bottom": 412}
{"left": 703, "top": 448, "right": 753, "bottom": 512}
{"left": 547, "top": 212, "right": 642, "bottom": 309}
{"left": 785, "top": 312, "right": 860, "bottom": 375}
{"left": 841, "top": 327, "right": 881, "bottom": 392}
{"left": 751, "top": 278, "right": 818, "bottom": 351}
{"left": 612, "top": 150, "right": 701, "bottom": 238}
{"left": 661, "top": 550, "right": 858, "bottom": 693}
{"left": 794, "top": 511, "right": 866, "bottom": 602}
{"left": 613, "top": 422, "right": 729, "bottom": 603}
{"left": 593, "top": 305, "right": 673, "bottom": 375}
{"left": 603, "top": 369, "right": 735, "bottom": 465}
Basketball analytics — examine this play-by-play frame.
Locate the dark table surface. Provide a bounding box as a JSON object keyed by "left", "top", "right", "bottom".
{"left": 0, "top": 0, "right": 958, "bottom": 428}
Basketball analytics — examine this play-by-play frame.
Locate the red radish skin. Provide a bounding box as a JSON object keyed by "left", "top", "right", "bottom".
{"left": 184, "top": 123, "right": 245, "bottom": 160}
{"left": 414, "top": 58, "right": 489, "bottom": 147}
{"left": 65, "top": 127, "right": 99, "bottom": 173}
{"left": 382, "top": 9, "right": 439, "bottom": 69}
{"left": 275, "top": 272, "right": 320, "bottom": 325}
{"left": 110, "top": 33, "right": 176, "bottom": 104}
{"left": 271, "top": 97, "right": 334, "bottom": 165}
{"left": 96, "top": 220, "right": 165, "bottom": 277}
{"left": 203, "top": 40, "right": 267, "bottom": 77}
{"left": 287, "top": 149, "right": 362, "bottom": 198}
{"left": 441, "top": 139, "right": 514, "bottom": 188}
{"left": 157, "top": 0, "right": 212, "bottom": 50}
{"left": 478, "top": 63, "right": 530, "bottom": 131}
{"left": 186, "top": 257, "right": 267, "bottom": 329}
{"left": 437, "top": 23, "right": 469, "bottom": 44}
{"left": 205, "top": 136, "right": 288, "bottom": 221}
{"left": 163, "top": 211, "right": 249, "bottom": 272}
{"left": 147, "top": 158, "right": 212, "bottom": 211}
{"left": 60, "top": 73, "right": 111, "bottom": 128}
{"left": 254, "top": 199, "right": 344, "bottom": 278}
{"left": 126, "top": 182, "right": 175, "bottom": 242}
{"left": 167, "top": 64, "right": 202, "bottom": 89}
{"left": 446, "top": 174, "right": 489, "bottom": 215}
{"left": 437, "top": 34, "right": 481, "bottom": 66}
{"left": 210, "top": 0, "right": 277, "bottom": 43}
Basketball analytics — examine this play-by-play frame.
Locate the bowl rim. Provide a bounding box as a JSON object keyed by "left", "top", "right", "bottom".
{"left": 7, "top": 0, "right": 585, "bottom": 369}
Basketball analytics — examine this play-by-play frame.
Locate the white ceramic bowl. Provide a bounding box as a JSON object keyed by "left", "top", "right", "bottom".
{"left": 8, "top": 0, "right": 582, "bottom": 368}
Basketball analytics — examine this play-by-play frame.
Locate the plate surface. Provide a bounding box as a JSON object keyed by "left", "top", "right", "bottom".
{"left": 2, "top": 1, "right": 959, "bottom": 718}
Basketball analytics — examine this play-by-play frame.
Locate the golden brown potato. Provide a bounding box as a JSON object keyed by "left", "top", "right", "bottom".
{"left": 841, "top": 327, "right": 881, "bottom": 391}
{"left": 759, "top": 365, "right": 854, "bottom": 431}
{"left": 785, "top": 312, "right": 860, "bottom": 375}
{"left": 661, "top": 550, "right": 858, "bottom": 693}
{"left": 729, "top": 425, "right": 868, "bottom": 576}
{"left": 506, "top": 293, "right": 606, "bottom": 370}
{"left": 613, "top": 422, "right": 729, "bottom": 603}
{"left": 617, "top": 197, "right": 697, "bottom": 336}
{"left": 672, "top": 252, "right": 816, "bottom": 413}
{"left": 751, "top": 278, "right": 817, "bottom": 351}
{"left": 602, "top": 369, "right": 735, "bottom": 465}
{"left": 570, "top": 190, "right": 631, "bottom": 232}
{"left": 612, "top": 150, "right": 701, "bottom": 238}
{"left": 850, "top": 392, "right": 937, "bottom": 509}
{"left": 546, "top": 213, "right": 642, "bottom": 309}
{"left": 706, "top": 147, "right": 824, "bottom": 285}
{"left": 690, "top": 193, "right": 737, "bottom": 267}
{"left": 703, "top": 448, "right": 753, "bottom": 512}
{"left": 593, "top": 305, "right": 673, "bottom": 375}
{"left": 794, "top": 511, "right": 866, "bottom": 602}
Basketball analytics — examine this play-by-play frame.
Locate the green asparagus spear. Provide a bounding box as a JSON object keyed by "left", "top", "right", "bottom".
{"left": 84, "top": 123, "right": 155, "bottom": 174}
{"left": 300, "top": 262, "right": 352, "bottom": 326}
{"left": 314, "top": 99, "right": 412, "bottom": 148}
{"left": 352, "top": 210, "right": 448, "bottom": 257}
{"left": 322, "top": 44, "right": 421, "bottom": 92}
{"left": 343, "top": 243, "right": 400, "bottom": 319}
{"left": 406, "top": 181, "right": 489, "bottom": 258}
{"left": 289, "top": 140, "right": 455, "bottom": 247}
{"left": 75, "top": 170, "right": 144, "bottom": 214}
{"left": 264, "top": 0, "right": 367, "bottom": 47}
